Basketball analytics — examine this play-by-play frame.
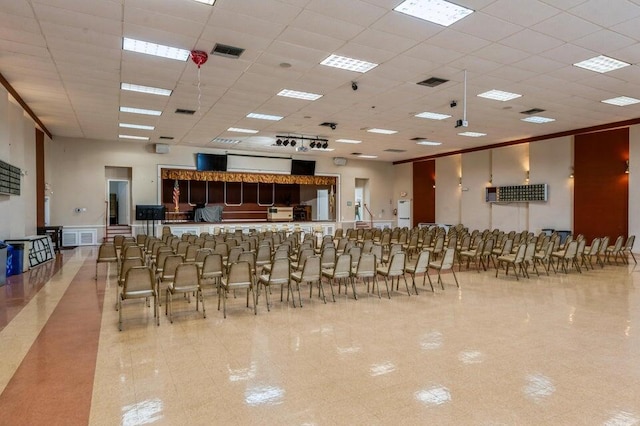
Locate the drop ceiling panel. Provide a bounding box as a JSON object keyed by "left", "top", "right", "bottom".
{"left": 290, "top": 10, "right": 365, "bottom": 41}
{"left": 569, "top": 0, "right": 640, "bottom": 27}
{"left": 482, "top": 0, "right": 561, "bottom": 27}
{"left": 454, "top": 12, "right": 524, "bottom": 42}
{"left": 32, "top": 3, "right": 121, "bottom": 36}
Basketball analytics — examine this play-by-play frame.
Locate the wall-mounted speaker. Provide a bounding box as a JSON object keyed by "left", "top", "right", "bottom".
{"left": 155, "top": 143, "right": 170, "bottom": 154}
{"left": 333, "top": 157, "right": 347, "bottom": 166}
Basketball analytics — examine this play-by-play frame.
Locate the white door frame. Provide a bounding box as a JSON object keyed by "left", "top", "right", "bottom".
{"left": 106, "top": 179, "right": 130, "bottom": 225}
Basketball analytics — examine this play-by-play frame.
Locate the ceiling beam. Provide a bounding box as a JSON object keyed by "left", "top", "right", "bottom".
{"left": 0, "top": 72, "right": 52, "bottom": 139}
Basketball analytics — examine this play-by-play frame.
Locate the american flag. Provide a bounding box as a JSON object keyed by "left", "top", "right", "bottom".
{"left": 172, "top": 180, "right": 180, "bottom": 209}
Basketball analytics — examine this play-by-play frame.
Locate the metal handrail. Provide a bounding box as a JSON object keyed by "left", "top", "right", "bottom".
{"left": 363, "top": 203, "right": 373, "bottom": 229}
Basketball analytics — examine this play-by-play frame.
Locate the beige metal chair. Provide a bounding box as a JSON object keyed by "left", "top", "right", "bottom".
{"left": 376, "top": 251, "right": 408, "bottom": 298}
{"left": 257, "top": 258, "right": 290, "bottom": 311}
{"left": 219, "top": 261, "right": 256, "bottom": 318}
{"left": 165, "top": 263, "right": 204, "bottom": 323}
{"left": 157, "top": 254, "right": 183, "bottom": 306}
{"left": 118, "top": 266, "right": 158, "bottom": 331}
{"left": 605, "top": 236, "right": 625, "bottom": 264}
{"left": 95, "top": 243, "right": 118, "bottom": 280}
{"left": 429, "top": 248, "right": 459, "bottom": 289}
{"left": 183, "top": 244, "right": 200, "bottom": 263}
{"left": 351, "top": 253, "right": 377, "bottom": 297}
{"left": 116, "top": 257, "right": 144, "bottom": 309}
{"left": 622, "top": 235, "right": 636, "bottom": 264}
{"left": 458, "top": 239, "right": 484, "bottom": 271}
{"left": 405, "top": 250, "right": 433, "bottom": 294}
{"left": 290, "top": 255, "right": 321, "bottom": 306}
{"left": 322, "top": 253, "right": 352, "bottom": 302}
{"left": 534, "top": 242, "right": 555, "bottom": 275}
{"left": 200, "top": 253, "right": 223, "bottom": 296}
{"left": 496, "top": 243, "right": 526, "bottom": 280}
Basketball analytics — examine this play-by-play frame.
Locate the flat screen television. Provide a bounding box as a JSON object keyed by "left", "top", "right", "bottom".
{"left": 291, "top": 159, "right": 316, "bottom": 176}
{"left": 196, "top": 153, "right": 227, "bottom": 171}
{"left": 135, "top": 205, "right": 166, "bottom": 220}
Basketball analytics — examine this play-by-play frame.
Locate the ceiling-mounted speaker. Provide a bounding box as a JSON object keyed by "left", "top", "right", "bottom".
{"left": 333, "top": 157, "right": 347, "bottom": 166}
{"left": 155, "top": 143, "right": 170, "bottom": 154}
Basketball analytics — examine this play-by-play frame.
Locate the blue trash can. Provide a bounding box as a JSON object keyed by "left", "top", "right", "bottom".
{"left": 556, "top": 230, "right": 571, "bottom": 244}
{"left": 0, "top": 242, "right": 7, "bottom": 286}
{"left": 9, "top": 243, "right": 24, "bottom": 276}
{"left": 541, "top": 228, "right": 554, "bottom": 236}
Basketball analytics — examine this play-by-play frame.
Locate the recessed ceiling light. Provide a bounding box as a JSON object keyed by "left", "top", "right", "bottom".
{"left": 227, "top": 127, "right": 259, "bottom": 134}
{"left": 458, "top": 131, "right": 486, "bottom": 137}
{"left": 121, "top": 83, "right": 172, "bottom": 96}
{"left": 394, "top": 0, "right": 474, "bottom": 27}
{"left": 119, "top": 123, "right": 155, "bottom": 130}
{"left": 193, "top": 0, "right": 215, "bottom": 4}
{"left": 122, "top": 37, "right": 190, "bottom": 61}
{"left": 212, "top": 138, "right": 240, "bottom": 144}
{"left": 277, "top": 89, "right": 323, "bottom": 101}
{"left": 367, "top": 128, "right": 398, "bottom": 134}
{"left": 246, "top": 113, "right": 283, "bottom": 121}
{"left": 521, "top": 116, "right": 556, "bottom": 124}
{"left": 416, "top": 140, "right": 442, "bottom": 146}
{"left": 415, "top": 111, "right": 451, "bottom": 120}
{"left": 320, "top": 54, "right": 378, "bottom": 73}
{"left": 120, "top": 106, "right": 162, "bottom": 116}
{"left": 573, "top": 55, "right": 630, "bottom": 73}
{"left": 119, "top": 134, "right": 149, "bottom": 140}
{"left": 336, "top": 139, "right": 362, "bottom": 144}
{"left": 477, "top": 90, "right": 522, "bottom": 102}
{"left": 601, "top": 96, "right": 640, "bottom": 106}
{"left": 356, "top": 154, "right": 378, "bottom": 159}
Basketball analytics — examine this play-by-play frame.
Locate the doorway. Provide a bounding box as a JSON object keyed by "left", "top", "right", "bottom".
{"left": 354, "top": 178, "right": 369, "bottom": 222}
{"left": 107, "top": 180, "right": 130, "bottom": 225}
{"left": 317, "top": 189, "right": 329, "bottom": 221}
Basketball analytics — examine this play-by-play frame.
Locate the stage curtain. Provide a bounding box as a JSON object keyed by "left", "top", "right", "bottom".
{"left": 162, "top": 169, "right": 336, "bottom": 186}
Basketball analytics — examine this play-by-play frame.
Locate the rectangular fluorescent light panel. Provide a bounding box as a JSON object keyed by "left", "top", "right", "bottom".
{"left": 119, "top": 106, "right": 162, "bottom": 116}
{"left": 212, "top": 138, "right": 240, "bottom": 144}
{"left": 458, "top": 131, "right": 486, "bottom": 137}
{"left": 394, "top": 0, "right": 474, "bottom": 27}
{"left": 227, "top": 127, "right": 259, "bottom": 134}
{"left": 601, "top": 96, "right": 640, "bottom": 106}
{"left": 357, "top": 154, "right": 378, "bottom": 159}
{"left": 367, "top": 128, "right": 398, "bottom": 134}
{"left": 119, "top": 123, "right": 155, "bottom": 130}
{"left": 119, "top": 134, "right": 149, "bottom": 140}
{"left": 336, "top": 139, "right": 362, "bottom": 144}
{"left": 193, "top": 0, "right": 215, "bottom": 4}
{"left": 521, "top": 116, "right": 556, "bottom": 124}
{"left": 122, "top": 37, "right": 190, "bottom": 61}
{"left": 573, "top": 55, "right": 630, "bottom": 73}
{"left": 246, "top": 113, "right": 283, "bottom": 121}
{"left": 477, "top": 90, "right": 522, "bottom": 102}
{"left": 121, "top": 83, "right": 172, "bottom": 96}
{"left": 417, "top": 140, "right": 442, "bottom": 146}
{"left": 277, "top": 89, "right": 323, "bottom": 101}
{"left": 320, "top": 54, "right": 378, "bottom": 73}
{"left": 415, "top": 111, "right": 451, "bottom": 120}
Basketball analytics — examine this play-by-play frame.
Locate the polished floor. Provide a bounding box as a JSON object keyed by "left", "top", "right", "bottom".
{"left": 0, "top": 246, "right": 639, "bottom": 425}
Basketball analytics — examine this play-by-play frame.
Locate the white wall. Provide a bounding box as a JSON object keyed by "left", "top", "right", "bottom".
{"left": 629, "top": 125, "right": 640, "bottom": 240}
{"left": 45, "top": 137, "right": 397, "bottom": 240}
{"left": 393, "top": 162, "right": 412, "bottom": 225}
{"left": 0, "top": 89, "right": 39, "bottom": 240}
{"left": 435, "top": 154, "right": 461, "bottom": 225}
{"left": 461, "top": 150, "right": 491, "bottom": 230}
{"left": 491, "top": 144, "right": 529, "bottom": 232}
{"left": 529, "top": 136, "right": 573, "bottom": 234}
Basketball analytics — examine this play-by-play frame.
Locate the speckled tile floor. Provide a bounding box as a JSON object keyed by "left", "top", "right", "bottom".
{"left": 1, "top": 246, "right": 639, "bottom": 425}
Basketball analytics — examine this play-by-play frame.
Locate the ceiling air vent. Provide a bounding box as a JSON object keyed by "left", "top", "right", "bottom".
{"left": 410, "top": 137, "right": 426, "bottom": 141}
{"left": 319, "top": 122, "right": 337, "bottom": 129}
{"left": 351, "top": 152, "right": 362, "bottom": 156}
{"left": 159, "top": 136, "right": 174, "bottom": 140}
{"left": 211, "top": 43, "right": 245, "bottom": 59}
{"left": 384, "top": 149, "right": 406, "bottom": 153}
{"left": 417, "top": 77, "right": 449, "bottom": 87}
{"left": 521, "top": 108, "right": 546, "bottom": 115}
{"left": 175, "top": 108, "right": 196, "bottom": 115}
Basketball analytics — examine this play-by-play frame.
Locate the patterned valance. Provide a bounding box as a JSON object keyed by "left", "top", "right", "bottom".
{"left": 162, "top": 169, "right": 336, "bottom": 186}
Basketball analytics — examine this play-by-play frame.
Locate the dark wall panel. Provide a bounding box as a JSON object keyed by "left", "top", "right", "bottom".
{"left": 413, "top": 160, "right": 436, "bottom": 225}
{"left": 36, "top": 129, "right": 45, "bottom": 227}
{"left": 574, "top": 128, "right": 628, "bottom": 242}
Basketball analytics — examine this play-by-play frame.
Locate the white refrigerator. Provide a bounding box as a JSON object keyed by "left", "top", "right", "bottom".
{"left": 397, "top": 199, "right": 411, "bottom": 228}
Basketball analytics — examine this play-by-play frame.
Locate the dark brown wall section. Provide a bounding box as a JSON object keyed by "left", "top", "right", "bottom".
{"left": 413, "top": 160, "right": 436, "bottom": 225}
{"left": 574, "top": 128, "right": 629, "bottom": 242}
{"left": 35, "top": 129, "right": 45, "bottom": 227}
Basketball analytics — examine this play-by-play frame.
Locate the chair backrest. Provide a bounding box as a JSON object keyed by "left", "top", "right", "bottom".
{"left": 440, "top": 248, "right": 455, "bottom": 269}
{"left": 413, "top": 250, "right": 431, "bottom": 274}
{"left": 201, "top": 253, "right": 223, "bottom": 277}
{"left": 355, "top": 253, "right": 376, "bottom": 277}
{"left": 119, "top": 257, "right": 144, "bottom": 283}
{"left": 612, "top": 235, "right": 624, "bottom": 251}
{"left": 433, "top": 235, "right": 445, "bottom": 252}
{"left": 362, "top": 240, "right": 374, "bottom": 253}
{"left": 175, "top": 241, "right": 190, "bottom": 255}
{"left": 173, "top": 263, "right": 200, "bottom": 290}
{"left": 447, "top": 235, "right": 457, "bottom": 249}
{"left": 123, "top": 245, "right": 143, "bottom": 260}
{"left": 124, "top": 266, "right": 155, "bottom": 294}
{"left": 194, "top": 248, "right": 212, "bottom": 264}
{"left": 389, "top": 243, "right": 403, "bottom": 258}
{"left": 482, "top": 238, "right": 494, "bottom": 256}
{"left": 297, "top": 247, "right": 315, "bottom": 265}
{"left": 255, "top": 245, "right": 271, "bottom": 263}
{"left": 301, "top": 255, "right": 321, "bottom": 281}
{"left": 321, "top": 247, "right": 336, "bottom": 268}
{"left": 459, "top": 234, "right": 471, "bottom": 251}
{"left": 98, "top": 243, "right": 117, "bottom": 260}
{"left": 155, "top": 250, "right": 172, "bottom": 271}
{"left": 267, "top": 258, "right": 290, "bottom": 283}
{"left": 501, "top": 238, "right": 513, "bottom": 256}
{"left": 227, "top": 246, "right": 243, "bottom": 264}
{"left": 513, "top": 244, "right": 526, "bottom": 264}
{"left": 136, "top": 234, "right": 147, "bottom": 247}
{"left": 161, "top": 255, "right": 184, "bottom": 280}
{"left": 473, "top": 239, "right": 485, "bottom": 256}
{"left": 598, "top": 236, "right": 609, "bottom": 255}
{"left": 524, "top": 241, "right": 536, "bottom": 262}
{"left": 587, "top": 237, "right": 600, "bottom": 255}
{"left": 576, "top": 239, "right": 586, "bottom": 256}
{"left": 387, "top": 252, "right": 406, "bottom": 276}
{"left": 564, "top": 240, "right": 578, "bottom": 259}
{"left": 370, "top": 244, "right": 382, "bottom": 261}
{"left": 226, "top": 261, "right": 253, "bottom": 286}
{"left": 184, "top": 244, "right": 200, "bottom": 262}
{"left": 238, "top": 252, "right": 255, "bottom": 269}
{"left": 332, "top": 254, "right": 352, "bottom": 279}
{"left": 334, "top": 228, "right": 344, "bottom": 239}
{"left": 113, "top": 234, "right": 125, "bottom": 249}
{"left": 214, "top": 242, "right": 229, "bottom": 257}
{"left": 625, "top": 235, "right": 635, "bottom": 250}
{"left": 347, "top": 246, "right": 361, "bottom": 266}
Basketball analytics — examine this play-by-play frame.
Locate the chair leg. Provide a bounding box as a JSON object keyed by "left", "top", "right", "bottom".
{"left": 403, "top": 275, "right": 411, "bottom": 296}
{"left": 424, "top": 271, "right": 434, "bottom": 292}
{"left": 451, "top": 269, "right": 459, "bottom": 288}
{"left": 383, "top": 276, "right": 391, "bottom": 299}
{"left": 631, "top": 251, "right": 637, "bottom": 264}
{"left": 118, "top": 297, "right": 122, "bottom": 331}
{"left": 264, "top": 284, "right": 271, "bottom": 312}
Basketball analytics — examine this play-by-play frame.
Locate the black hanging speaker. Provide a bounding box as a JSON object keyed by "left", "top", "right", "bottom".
{"left": 136, "top": 205, "right": 166, "bottom": 220}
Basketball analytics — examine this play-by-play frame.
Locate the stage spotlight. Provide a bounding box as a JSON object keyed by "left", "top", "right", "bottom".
{"left": 290, "top": 139, "right": 297, "bottom": 146}
{"left": 283, "top": 139, "right": 290, "bottom": 146}
{"left": 310, "top": 141, "right": 316, "bottom": 148}
{"left": 322, "top": 141, "right": 329, "bottom": 149}
{"left": 276, "top": 138, "right": 282, "bottom": 145}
